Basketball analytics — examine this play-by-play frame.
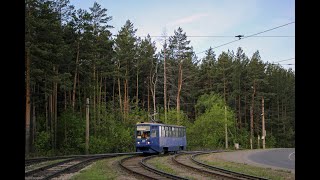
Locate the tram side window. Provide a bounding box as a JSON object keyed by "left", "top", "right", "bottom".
{"left": 151, "top": 129, "right": 156, "bottom": 137}
{"left": 161, "top": 126, "right": 165, "bottom": 137}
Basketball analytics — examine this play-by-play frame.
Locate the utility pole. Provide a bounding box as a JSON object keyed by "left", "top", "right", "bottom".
{"left": 262, "top": 96, "right": 266, "bottom": 149}
{"left": 223, "top": 64, "right": 228, "bottom": 149}
{"left": 225, "top": 105, "right": 228, "bottom": 149}
{"left": 258, "top": 135, "right": 260, "bottom": 148}
{"left": 86, "top": 98, "right": 90, "bottom": 154}
{"left": 250, "top": 107, "right": 253, "bottom": 149}
{"left": 163, "top": 38, "right": 167, "bottom": 124}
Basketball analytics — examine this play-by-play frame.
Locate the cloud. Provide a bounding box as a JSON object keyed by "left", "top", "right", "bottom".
{"left": 167, "top": 13, "right": 210, "bottom": 26}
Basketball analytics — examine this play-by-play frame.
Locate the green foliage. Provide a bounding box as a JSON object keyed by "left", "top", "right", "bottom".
{"left": 266, "top": 134, "right": 277, "bottom": 148}
{"left": 231, "top": 128, "right": 250, "bottom": 149}
{"left": 58, "top": 109, "right": 85, "bottom": 155}
{"left": 34, "top": 131, "right": 53, "bottom": 156}
{"left": 188, "top": 93, "right": 235, "bottom": 150}
{"left": 112, "top": 125, "right": 135, "bottom": 152}
{"left": 89, "top": 136, "right": 112, "bottom": 154}
{"left": 89, "top": 107, "right": 137, "bottom": 153}
{"left": 159, "top": 108, "right": 191, "bottom": 127}
{"left": 128, "top": 106, "right": 149, "bottom": 124}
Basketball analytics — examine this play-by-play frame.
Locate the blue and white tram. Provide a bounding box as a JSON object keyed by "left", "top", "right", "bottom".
{"left": 135, "top": 122, "right": 187, "bottom": 154}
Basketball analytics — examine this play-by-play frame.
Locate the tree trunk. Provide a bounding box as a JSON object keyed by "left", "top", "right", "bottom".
{"left": 64, "top": 81, "right": 67, "bottom": 110}
{"left": 118, "top": 77, "right": 122, "bottom": 117}
{"left": 49, "top": 94, "right": 54, "bottom": 152}
{"left": 93, "top": 63, "right": 96, "bottom": 136}
{"left": 85, "top": 98, "right": 90, "bottom": 154}
{"left": 98, "top": 75, "right": 102, "bottom": 128}
{"left": 136, "top": 67, "right": 139, "bottom": 107}
{"left": 250, "top": 80, "right": 256, "bottom": 149}
{"left": 278, "top": 96, "right": 280, "bottom": 133}
{"left": 176, "top": 63, "right": 182, "bottom": 124}
{"left": 45, "top": 84, "right": 48, "bottom": 132}
{"left": 72, "top": 41, "right": 79, "bottom": 111}
{"left": 238, "top": 95, "right": 241, "bottom": 129}
{"left": 282, "top": 101, "right": 286, "bottom": 135}
{"left": 25, "top": 48, "right": 31, "bottom": 154}
{"left": 54, "top": 66, "right": 58, "bottom": 152}
{"left": 123, "top": 79, "right": 127, "bottom": 121}
{"left": 104, "top": 77, "right": 107, "bottom": 119}
{"left": 69, "top": 90, "right": 72, "bottom": 107}
{"left": 147, "top": 81, "right": 150, "bottom": 114}
{"left": 32, "top": 98, "right": 36, "bottom": 152}
{"left": 78, "top": 74, "right": 82, "bottom": 116}
{"left": 112, "top": 77, "right": 115, "bottom": 108}
{"left": 244, "top": 94, "right": 247, "bottom": 128}
{"left": 150, "top": 61, "right": 158, "bottom": 118}
{"left": 223, "top": 66, "right": 228, "bottom": 149}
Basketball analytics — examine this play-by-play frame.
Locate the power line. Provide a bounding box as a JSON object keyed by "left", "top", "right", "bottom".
{"left": 272, "top": 63, "right": 295, "bottom": 65}
{"left": 136, "top": 35, "right": 294, "bottom": 38}
{"left": 195, "top": 21, "right": 295, "bottom": 55}
{"left": 272, "top": 58, "right": 295, "bottom": 63}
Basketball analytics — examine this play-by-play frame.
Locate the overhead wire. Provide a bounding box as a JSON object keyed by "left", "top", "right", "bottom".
{"left": 136, "top": 35, "right": 294, "bottom": 38}
{"left": 195, "top": 21, "right": 295, "bottom": 55}
{"left": 271, "top": 57, "right": 294, "bottom": 63}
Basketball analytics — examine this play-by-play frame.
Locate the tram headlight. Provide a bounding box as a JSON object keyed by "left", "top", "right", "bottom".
{"left": 137, "top": 142, "right": 140, "bottom": 144}
{"left": 147, "top": 141, "right": 150, "bottom": 144}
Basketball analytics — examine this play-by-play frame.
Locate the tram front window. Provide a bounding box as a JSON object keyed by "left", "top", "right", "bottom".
{"left": 136, "top": 125, "right": 150, "bottom": 139}
{"left": 136, "top": 131, "right": 150, "bottom": 139}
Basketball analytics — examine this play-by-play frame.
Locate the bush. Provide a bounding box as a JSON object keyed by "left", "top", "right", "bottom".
{"left": 187, "top": 93, "right": 235, "bottom": 150}
{"left": 34, "top": 131, "right": 53, "bottom": 156}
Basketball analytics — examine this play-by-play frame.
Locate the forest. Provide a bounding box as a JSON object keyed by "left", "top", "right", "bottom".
{"left": 25, "top": 0, "right": 295, "bottom": 157}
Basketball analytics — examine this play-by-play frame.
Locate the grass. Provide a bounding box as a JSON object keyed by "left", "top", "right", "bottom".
{"left": 147, "top": 156, "right": 196, "bottom": 180}
{"left": 199, "top": 155, "right": 294, "bottom": 180}
{"left": 147, "top": 156, "right": 177, "bottom": 175}
{"left": 70, "top": 156, "right": 129, "bottom": 180}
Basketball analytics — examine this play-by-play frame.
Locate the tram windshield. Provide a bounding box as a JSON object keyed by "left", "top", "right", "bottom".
{"left": 136, "top": 125, "right": 150, "bottom": 139}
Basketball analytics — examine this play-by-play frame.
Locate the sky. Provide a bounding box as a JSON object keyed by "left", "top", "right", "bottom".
{"left": 69, "top": 0, "right": 295, "bottom": 71}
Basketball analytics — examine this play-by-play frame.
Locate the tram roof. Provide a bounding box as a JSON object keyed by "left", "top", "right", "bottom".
{"left": 136, "top": 122, "right": 185, "bottom": 128}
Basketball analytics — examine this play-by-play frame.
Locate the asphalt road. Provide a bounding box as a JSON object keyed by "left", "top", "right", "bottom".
{"left": 247, "top": 148, "right": 295, "bottom": 170}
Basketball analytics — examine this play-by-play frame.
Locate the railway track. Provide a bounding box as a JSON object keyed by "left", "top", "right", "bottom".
{"left": 120, "top": 154, "right": 188, "bottom": 180}
{"left": 25, "top": 157, "right": 98, "bottom": 180}
{"left": 25, "top": 151, "right": 269, "bottom": 179}
{"left": 25, "top": 152, "right": 139, "bottom": 166}
{"left": 173, "top": 152, "right": 268, "bottom": 180}
{"left": 25, "top": 152, "right": 140, "bottom": 180}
